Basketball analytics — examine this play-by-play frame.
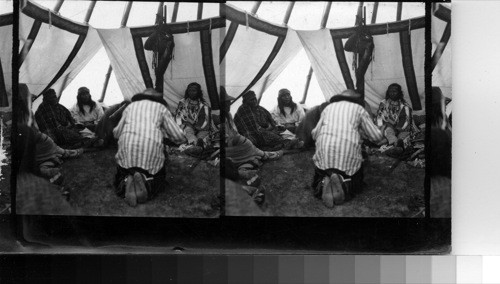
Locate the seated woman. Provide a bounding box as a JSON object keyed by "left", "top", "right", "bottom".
{"left": 270, "top": 88, "right": 305, "bottom": 133}
{"left": 175, "top": 82, "right": 211, "bottom": 148}
{"left": 375, "top": 83, "right": 414, "bottom": 148}
{"left": 70, "top": 87, "right": 104, "bottom": 132}
{"left": 234, "top": 91, "right": 301, "bottom": 151}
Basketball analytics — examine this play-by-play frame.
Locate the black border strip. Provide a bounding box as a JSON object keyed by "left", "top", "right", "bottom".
{"left": 0, "top": 13, "right": 13, "bottom": 27}
{"left": 130, "top": 17, "right": 225, "bottom": 38}
{"left": 235, "top": 36, "right": 286, "bottom": 101}
{"left": 22, "top": 0, "right": 88, "bottom": 35}
{"left": 35, "top": 34, "right": 88, "bottom": 98}
{"left": 132, "top": 36, "right": 154, "bottom": 90}
{"left": 200, "top": 30, "right": 219, "bottom": 110}
{"left": 331, "top": 37, "right": 355, "bottom": 90}
{"left": 0, "top": 59, "right": 7, "bottom": 107}
{"left": 224, "top": 4, "right": 287, "bottom": 37}
{"left": 220, "top": 22, "right": 239, "bottom": 63}
{"left": 431, "top": 22, "right": 451, "bottom": 71}
{"left": 331, "top": 16, "right": 425, "bottom": 39}
{"left": 18, "top": 20, "right": 42, "bottom": 67}
{"left": 400, "top": 30, "right": 422, "bottom": 110}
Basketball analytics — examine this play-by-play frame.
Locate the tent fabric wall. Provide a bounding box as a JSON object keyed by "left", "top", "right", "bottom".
{"left": 19, "top": 7, "right": 102, "bottom": 111}
{"left": 432, "top": 7, "right": 452, "bottom": 99}
{"left": 223, "top": 4, "right": 302, "bottom": 111}
{"left": 296, "top": 29, "right": 353, "bottom": 104}
{"left": 0, "top": 13, "right": 13, "bottom": 107}
{"left": 224, "top": 27, "right": 302, "bottom": 110}
{"left": 297, "top": 19, "right": 425, "bottom": 113}
{"left": 98, "top": 25, "right": 222, "bottom": 113}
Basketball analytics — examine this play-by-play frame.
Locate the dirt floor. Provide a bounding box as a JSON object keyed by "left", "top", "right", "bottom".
{"left": 226, "top": 149, "right": 425, "bottom": 217}
{"left": 59, "top": 146, "right": 220, "bottom": 218}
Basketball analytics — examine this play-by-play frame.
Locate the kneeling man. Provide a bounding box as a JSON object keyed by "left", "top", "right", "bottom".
{"left": 113, "top": 89, "right": 186, "bottom": 207}
{"left": 311, "top": 89, "right": 385, "bottom": 207}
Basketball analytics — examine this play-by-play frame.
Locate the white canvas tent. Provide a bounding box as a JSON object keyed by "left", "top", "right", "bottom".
{"left": 0, "top": 11, "right": 13, "bottom": 108}
{"left": 225, "top": 2, "right": 431, "bottom": 115}
{"left": 16, "top": 1, "right": 451, "bottom": 116}
{"left": 20, "top": 1, "right": 221, "bottom": 114}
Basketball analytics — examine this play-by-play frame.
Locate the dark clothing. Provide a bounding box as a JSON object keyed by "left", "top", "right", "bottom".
{"left": 35, "top": 102, "right": 75, "bottom": 133}
{"left": 35, "top": 102, "right": 83, "bottom": 147}
{"left": 114, "top": 166, "right": 166, "bottom": 199}
{"left": 296, "top": 102, "right": 330, "bottom": 148}
{"left": 311, "top": 166, "right": 364, "bottom": 200}
{"left": 234, "top": 104, "right": 284, "bottom": 149}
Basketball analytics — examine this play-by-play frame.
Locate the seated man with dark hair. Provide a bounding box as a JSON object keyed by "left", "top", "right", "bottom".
{"left": 234, "top": 91, "right": 302, "bottom": 151}
{"left": 70, "top": 87, "right": 104, "bottom": 132}
{"left": 271, "top": 88, "right": 305, "bottom": 133}
{"left": 175, "top": 82, "right": 212, "bottom": 148}
{"left": 35, "top": 88, "right": 95, "bottom": 149}
{"left": 375, "top": 83, "right": 415, "bottom": 150}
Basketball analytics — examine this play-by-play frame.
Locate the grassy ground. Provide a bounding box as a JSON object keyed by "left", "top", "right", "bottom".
{"left": 60, "top": 146, "right": 220, "bottom": 218}
{"left": 226, "top": 149, "right": 425, "bottom": 217}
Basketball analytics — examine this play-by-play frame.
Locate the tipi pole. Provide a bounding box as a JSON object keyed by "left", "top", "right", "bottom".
{"left": 99, "top": 2, "right": 133, "bottom": 103}
{"left": 53, "top": 0, "right": 64, "bottom": 13}
{"left": 300, "top": 2, "right": 331, "bottom": 104}
{"left": 371, "top": 2, "right": 379, "bottom": 24}
{"left": 251, "top": 2, "right": 262, "bottom": 15}
{"left": 171, "top": 3, "right": 179, "bottom": 23}
{"left": 83, "top": 1, "right": 96, "bottom": 24}
{"left": 197, "top": 3, "right": 203, "bottom": 20}
{"left": 282, "top": 2, "right": 295, "bottom": 26}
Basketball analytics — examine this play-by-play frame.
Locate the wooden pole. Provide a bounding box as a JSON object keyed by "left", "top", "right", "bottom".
{"left": 354, "top": 2, "right": 366, "bottom": 98}
{"left": 99, "top": 2, "right": 133, "bottom": 103}
{"left": 282, "top": 2, "right": 295, "bottom": 25}
{"left": 396, "top": 2, "right": 402, "bottom": 21}
{"left": 371, "top": 2, "right": 379, "bottom": 24}
{"left": 251, "top": 2, "right": 262, "bottom": 15}
{"left": 257, "top": 2, "right": 295, "bottom": 102}
{"left": 120, "top": 2, "right": 133, "bottom": 27}
{"left": 171, "top": 2, "right": 179, "bottom": 23}
{"left": 197, "top": 3, "right": 203, "bottom": 20}
{"left": 300, "top": 2, "right": 332, "bottom": 104}
{"left": 155, "top": 2, "right": 164, "bottom": 24}
{"left": 53, "top": 0, "right": 64, "bottom": 12}
{"left": 83, "top": 1, "right": 96, "bottom": 24}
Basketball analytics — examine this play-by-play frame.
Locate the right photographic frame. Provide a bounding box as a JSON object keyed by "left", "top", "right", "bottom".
{"left": 223, "top": 2, "right": 451, "bottom": 219}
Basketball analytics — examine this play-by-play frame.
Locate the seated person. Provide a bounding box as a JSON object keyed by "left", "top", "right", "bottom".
{"left": 114, "top": 88, "right": 186, "bottom": 207}
{"left": 70, "top": 87, "right": 104, "bottom": 132}
{"left": 223, "top": 87, "right": 282, "bottom": 167}
{"left": 270, "top": 88, "right": 305, "bottom": 133}
{"left": 312, "top": 90, "right": 385, "bottom": 207}
{"left": 375, "top": 83, "right": 414, "bottom": 148}
{"left": 234, "top": 91, "right": 301, "bottom": 151}
{"left": 19, "top": 84, "right": 80, "bottom": 198}
{"left": 35, "top": 89, "right": 92, "bottom": 148}
{"left": 175, "top": 82, "right": 211, "bottom": 148}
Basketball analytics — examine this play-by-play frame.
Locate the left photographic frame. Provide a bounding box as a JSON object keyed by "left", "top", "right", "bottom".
{"left": 15, "top": 1, "right": 222, "bottom": 218}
